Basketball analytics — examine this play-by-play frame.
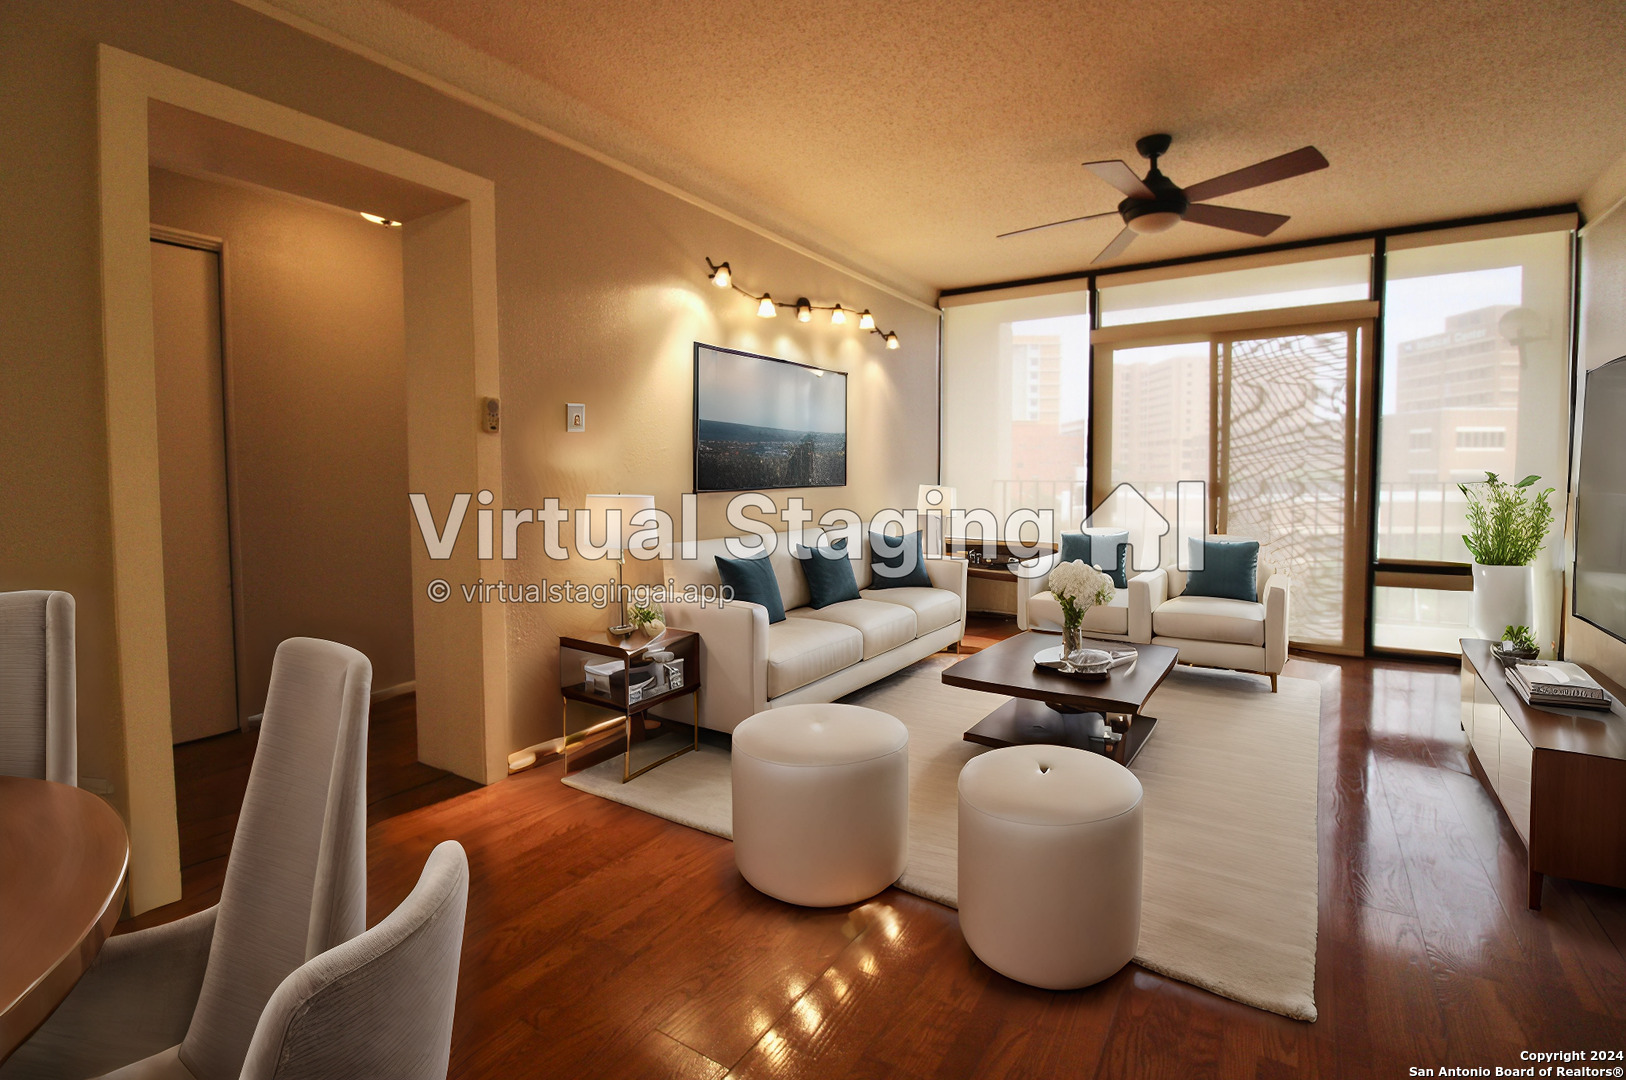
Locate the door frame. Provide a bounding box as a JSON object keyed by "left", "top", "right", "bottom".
{"left": 100, "top": 46, "right": 508, "bottom": 913}
{"left": 1090, "top": 302, "right": 1379, "bottom": 656}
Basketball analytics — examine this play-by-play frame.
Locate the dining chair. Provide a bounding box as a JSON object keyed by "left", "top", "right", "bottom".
{"left": 0, "top": 590, "right": 77, "bottom": 785}
{"left": 3, "top": 638, "right": 372, "bottom": 1080}
{"left": 239, "top": 840, "right": 468, "bottom": 1080}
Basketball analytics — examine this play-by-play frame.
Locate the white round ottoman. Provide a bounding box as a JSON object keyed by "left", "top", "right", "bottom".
{"left": 732, "top": 703, "right": 909, "bottom": 907}
{"left": 957, "top": 745, "right": 1143, "bottom": 989}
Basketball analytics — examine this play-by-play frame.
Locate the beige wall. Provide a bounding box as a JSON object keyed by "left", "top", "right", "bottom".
{"left": 148, "top": 168, "right": 417, "bottom": 716}
{"left": 1567, "top": 201, "right": 1626, "bottom": 678}
{"left": 0, "top": 0, "right": 941, "bottom": 821}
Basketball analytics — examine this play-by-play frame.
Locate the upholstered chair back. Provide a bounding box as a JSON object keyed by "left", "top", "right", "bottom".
{"left": 1163, "top": 535, "right": 1274, "bottom": 599}
{"left": 0, "top": 590, "right": 76, "bottom": 785}
{"left": 240, "top": 841, "right": 469, "bottom": 1080}
{"left": 180, "top": 637, "right": 371, "bottom": 1080}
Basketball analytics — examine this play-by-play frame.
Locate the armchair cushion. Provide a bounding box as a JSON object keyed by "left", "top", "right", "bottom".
{"left": 766, "top": 618, "right": 862, "bottom": 698}
{"left": 1182, "top": 538, "right": 1260, "bottom": 603}
{"left": 1152, "top": 595, "right": 1266, "bottom": 646}
{"left": 792, "top": 599, "right": 916, "bottom": 659}
{"left": 715, "top": 554, "right": 787, "bottom": 623}
{"left": 861, "top": 587, "right": 960, "bottom": 637}
{"left": 1025, "top": 590, "right": 1130, "bottom": 636}
{"left": 1059, "top": 530, "right": 1129, "bottom": 588}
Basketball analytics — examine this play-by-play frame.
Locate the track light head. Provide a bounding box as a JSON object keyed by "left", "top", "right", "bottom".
{"left": 709, "top": 260, "right": 732, "bottom": 288}
{"left": 831, "top": 304, "right": 847, "bottom": 325}
{"left": 884, "top": 332, "right": 900, "bottom": 350}
{"left": 858, "top": 310, "right": 876, "bottom": 330}
{"left": 795, "top": 298, "right": 813, "bottom": 322}
{"left": 757, "top": 294, "right": 777, "bottom": 318}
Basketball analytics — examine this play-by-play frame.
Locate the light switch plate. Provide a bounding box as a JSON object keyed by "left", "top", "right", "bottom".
{"left": 566, "top": 403, "right": 586, "bottom": 432}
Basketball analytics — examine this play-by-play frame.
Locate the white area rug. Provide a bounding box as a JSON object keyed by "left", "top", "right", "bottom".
{"left": 562, "top": 654, "right": 1321, "bottom": 1021}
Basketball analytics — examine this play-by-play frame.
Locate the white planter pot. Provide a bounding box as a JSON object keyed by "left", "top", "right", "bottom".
{"left": 1471, "top": 563, "right": 1534, "bottom": 640}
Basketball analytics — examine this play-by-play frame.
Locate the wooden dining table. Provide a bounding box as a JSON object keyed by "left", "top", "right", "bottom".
{"left": 0, "top": 775, "right": 130, "bottom": 1062}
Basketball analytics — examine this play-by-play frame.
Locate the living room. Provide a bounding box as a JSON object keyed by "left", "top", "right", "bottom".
{"left": 2, "top": 1, "right": 1625, "bottom": 1077}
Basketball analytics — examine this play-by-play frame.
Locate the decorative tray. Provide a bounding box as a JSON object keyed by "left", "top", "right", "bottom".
{"left": 1034, "top": 644, "right": 1137, "bottom": 680}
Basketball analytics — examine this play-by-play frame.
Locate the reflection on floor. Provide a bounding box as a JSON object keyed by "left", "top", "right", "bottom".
{"left": 119, "top": 692, "right": 478, "bottom": 933}
{"left": 129, "top": 625, "right": 1626, "bottom": 1077}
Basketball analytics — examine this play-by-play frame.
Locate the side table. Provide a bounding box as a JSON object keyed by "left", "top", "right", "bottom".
{"left": 559, "top": 628, "right": 701, "bottom": 782}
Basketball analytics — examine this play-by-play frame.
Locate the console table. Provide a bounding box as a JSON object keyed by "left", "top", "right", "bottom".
{"left": 1458, "top": 638, "right": 1626, "bottom": 909}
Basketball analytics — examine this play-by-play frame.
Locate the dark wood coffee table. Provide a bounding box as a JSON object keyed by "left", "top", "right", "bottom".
{"left": 942, "top": 632, "right": 1178, "bottom": 766}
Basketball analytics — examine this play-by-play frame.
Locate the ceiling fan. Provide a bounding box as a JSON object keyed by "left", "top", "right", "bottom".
{"left": 999, "top": 134, "right": 1329, "bottom": 263}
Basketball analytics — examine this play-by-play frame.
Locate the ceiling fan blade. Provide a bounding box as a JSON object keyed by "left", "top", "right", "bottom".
{"left": 1092, "top": 226, "right": 1137, "bottom": 264}
{"left": 1181, "top": 146, "right": 1328, "bottom": 204}
{"left": 997, "top": 210, "right": 1119, "bottom": 239}
{"left": 1183, "top": 202, "right": 1291, "bottom": 237}
{"left": 1083, "top": 159, "right": 1154, "bottom": 200}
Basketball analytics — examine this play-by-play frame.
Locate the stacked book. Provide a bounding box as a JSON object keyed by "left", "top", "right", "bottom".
{"left": 1504, "top": 660, "right": 1615, "bottom": 710}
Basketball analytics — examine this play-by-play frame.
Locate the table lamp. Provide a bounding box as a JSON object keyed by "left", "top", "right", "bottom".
{"left": 583, "top": 493, "right": 655, "bottom": 636}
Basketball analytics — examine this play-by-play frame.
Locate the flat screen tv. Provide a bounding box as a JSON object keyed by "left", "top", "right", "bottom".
{"left": 693, "top": 343, "right": 847, "bottom": 492}
{"left": 1574, "top": 355, "right": 1626, "bottom": 643}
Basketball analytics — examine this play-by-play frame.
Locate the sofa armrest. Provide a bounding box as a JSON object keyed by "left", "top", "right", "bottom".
{"left": 1013, "top": 552, "right": 1060, "bottom": 632}
{"left": 1263, "top": 573, "right": 1291, "bottom": 677}
{"left": 5, "top": 904, "right": 218, "bottom": 1075}
{"left": 661, "top": 599, "right": 769, "bottom": 733}
{"left": 924, "top": 557, "right": 968, "bottom": 641}
{"left": 1129, "top": 568, "right": 1168, "bottom": 644}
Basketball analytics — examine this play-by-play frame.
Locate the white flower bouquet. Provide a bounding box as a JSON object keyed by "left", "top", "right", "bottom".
{"left": 1047, "top": 560, "right": 1115, "bottom": 652}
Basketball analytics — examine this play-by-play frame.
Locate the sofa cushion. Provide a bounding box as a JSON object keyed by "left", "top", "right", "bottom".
{"left": 1059, "top": 529, "right": 1129, "bottom": 588}
{"left": 860, "top": 587, "right": 959, "bottom": 637}
{"left": 792, "top": 537, "right": 861, "bottom": 609}
{"left": 1182, "top": 538, "right": 1260, "bottom": 603}
{"left": 792, "top": 599, "right": 917, "bottom": 659}
{"left": 867, "top": 530, "right": 933, "bottom": 589}
{"left": 715, "top": 553, "right": 786, "bottom": 623}
{"left": 766, "top": 617, "right": 864, "bottom": 698}
{"left": 1153, "top": 594, "right": 1265, "bottom": 646}
{"left": 1027, "top": 590, "right": 1129, "bottom": 636}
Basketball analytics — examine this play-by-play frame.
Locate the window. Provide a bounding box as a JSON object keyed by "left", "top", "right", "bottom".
{"left": 1373, "top": 224, "right": 1573, "bottom": 653}
{"left": 941, "top": 289, "right": 1091, "bottom": 537}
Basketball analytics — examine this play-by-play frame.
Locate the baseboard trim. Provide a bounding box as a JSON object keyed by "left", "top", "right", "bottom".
{"left": 371, "top": 680, "right": 416, "bottom": 704}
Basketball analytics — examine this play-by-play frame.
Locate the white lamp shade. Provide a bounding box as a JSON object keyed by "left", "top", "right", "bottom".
{"left": 916, "top": 485, "right": 957, "bottom": 515}
{"left": 584, "top": 493, "right": 656, "bottom": 554}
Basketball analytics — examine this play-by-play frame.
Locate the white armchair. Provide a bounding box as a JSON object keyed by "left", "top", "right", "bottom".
{"left": 1136, "top": 535, "right": 1290, "bottom": 691}
{"left": 1016, "top": 530, "right": 1137, "bottom": 641}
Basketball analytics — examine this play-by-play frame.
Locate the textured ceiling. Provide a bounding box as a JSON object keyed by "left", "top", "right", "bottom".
{"left": 263, "top": 0, "right": 1626, "bottom": 294}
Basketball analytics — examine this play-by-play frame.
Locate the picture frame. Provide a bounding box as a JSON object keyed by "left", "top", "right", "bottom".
{"left": 693, "top": 342, "right": 847, "bottom": 492}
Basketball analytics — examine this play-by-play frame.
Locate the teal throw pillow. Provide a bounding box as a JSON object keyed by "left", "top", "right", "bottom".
{"left": 1183, "top": 538, "right": 1259, "bottom": 603}
{"left": 1058, "top": 530, "right": 1129, "bottom": 589}
{"left": 715, "top": 553, "right": 787, "bottom": 622}
{"left": 867, "top": 530, "right": 933, "bottom": 589}
{"left": 793, "top": 537, "right": 860, "bottom": 608}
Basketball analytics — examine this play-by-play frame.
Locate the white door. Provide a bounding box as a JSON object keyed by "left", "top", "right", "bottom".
{"left": 151, "top": 239, "right": 240, "bottom": 742}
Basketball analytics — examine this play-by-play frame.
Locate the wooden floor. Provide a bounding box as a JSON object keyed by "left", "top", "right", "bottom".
{"left": 141, "top": 623, "right": 1626, "bottom": 1076}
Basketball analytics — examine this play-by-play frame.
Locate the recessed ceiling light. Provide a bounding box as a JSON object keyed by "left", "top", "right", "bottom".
{"left": 360, "top": 212, "right": 402, "bottom": 228}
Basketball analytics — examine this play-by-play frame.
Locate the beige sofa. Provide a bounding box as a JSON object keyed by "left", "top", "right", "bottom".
{"left": 1016, "top": 534, "right": 1290, "bottom": 691}
{"left": 662, "top": 527, "right": 968, "bottom": 732}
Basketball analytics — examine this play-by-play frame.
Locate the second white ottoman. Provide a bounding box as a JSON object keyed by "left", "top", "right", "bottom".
{"left": 732, "top": 703, "right": 909, "bottom": 907}
{"left": 958, "top": 744, "right": 1143, "bottom": 989}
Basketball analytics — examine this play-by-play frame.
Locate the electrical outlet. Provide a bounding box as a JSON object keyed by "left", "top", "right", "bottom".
{"left": 566, "top": 403, "right": 586, "bottom": 432}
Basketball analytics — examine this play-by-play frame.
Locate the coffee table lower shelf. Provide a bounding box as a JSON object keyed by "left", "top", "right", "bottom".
{"left": 963, "top": 698, "right": 1158, "bottom": 767}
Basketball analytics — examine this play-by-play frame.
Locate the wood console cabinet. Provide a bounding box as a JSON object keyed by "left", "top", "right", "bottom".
{"left": 1459, "top": 639, "right": 1626, "bottom": 909}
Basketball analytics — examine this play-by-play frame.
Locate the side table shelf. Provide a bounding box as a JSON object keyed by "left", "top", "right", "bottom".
{"left": 559, "top": 629, "right": 701, "bottom": 782}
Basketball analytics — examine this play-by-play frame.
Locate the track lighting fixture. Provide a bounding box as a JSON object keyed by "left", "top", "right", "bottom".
{"left": 704, "top": 258, "right": 901, "bottom": 350}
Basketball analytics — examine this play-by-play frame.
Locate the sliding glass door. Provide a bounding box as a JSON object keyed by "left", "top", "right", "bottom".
{"left": 1095, "top": 317, "right": 1374, "bottom": 654}
{"left": 1217, "top": 325, "right": 1372, "bottom": 652}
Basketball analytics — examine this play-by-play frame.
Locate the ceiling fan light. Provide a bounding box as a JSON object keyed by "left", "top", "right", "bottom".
{"left": 1127, "top": 210, "right": 1182, "bottom": 235}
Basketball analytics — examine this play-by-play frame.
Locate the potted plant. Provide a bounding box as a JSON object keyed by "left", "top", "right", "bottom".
{"left": 1046, "top": 561, "right": 1116, "bottom": 657}
{"left": 628, "top": 600, "right": 664, "bottom": 638}
{"left": 1500, "top": 624, "right": 1540, "bottom": 661}
{"left": 1459, "top": 472, "right": 1555, "bottom": 645}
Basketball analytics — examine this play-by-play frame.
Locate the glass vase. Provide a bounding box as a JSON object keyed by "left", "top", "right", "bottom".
{"left": 1062, "top": 616, "right": 1085, "bottom": 658}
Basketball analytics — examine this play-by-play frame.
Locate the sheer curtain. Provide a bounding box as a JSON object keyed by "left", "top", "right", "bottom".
{"left": 941, "top": 288, "right": 1092, "bottom": 541}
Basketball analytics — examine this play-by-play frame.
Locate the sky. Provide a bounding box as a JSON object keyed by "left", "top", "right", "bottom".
{"left": 697, "top": 345, "right": 846, "bottom": 433}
